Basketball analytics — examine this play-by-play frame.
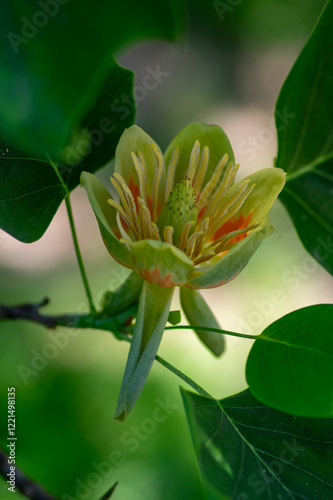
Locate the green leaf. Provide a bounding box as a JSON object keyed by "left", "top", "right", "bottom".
{"left": 0, "top": 0, "right": 184, "bottom": 153}
{"left": 0, "top": 155, "right": 65, "bottom": 243}
{"left": 246, "top": 304, "right": 333, "bottom": 417}
{"left": 115, "top": 281, "right": 174, "bottom": 421}
{"left": 180, "top": 287, "right": 225, "bottom": 356}
{"left": 0, "top": 61, "right": 135, "bottom": 243}
{"left": 275, "top": 0, "right": 333, "bottom": 275}
{"left": 181, "top": 388, "right": 333, "bottom": 500}
{"left": 0, "top": 0, "right": 185, "bottom": 242}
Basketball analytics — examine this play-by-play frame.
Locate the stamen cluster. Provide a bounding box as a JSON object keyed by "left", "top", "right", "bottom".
{"left": 108, "top": 140, "right": 258, "bottom": 265}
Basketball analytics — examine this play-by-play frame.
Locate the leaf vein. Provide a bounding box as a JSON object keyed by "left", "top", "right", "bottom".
{"left": 282, "top": 186, "right": 333, "bottom": 234}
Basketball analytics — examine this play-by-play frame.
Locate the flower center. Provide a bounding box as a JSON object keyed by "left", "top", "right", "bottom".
{"left": 157, "top": 176, "right": 198, "bottom": 247}
{"left": 108, "top": 140, "right": 258, "bottom": 264}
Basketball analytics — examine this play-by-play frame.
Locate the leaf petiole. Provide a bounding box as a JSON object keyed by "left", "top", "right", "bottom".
{"left": 64, "top": 195, "right": 96, "bottom": 315}
{"left": 155, "top": 354, "right": 213, "bottom": 398}
{"left": 165, "top": 324, "right": 257, "bottom": 340}
{"left": 48, "top": 156, "right": 96, "bottom": 315}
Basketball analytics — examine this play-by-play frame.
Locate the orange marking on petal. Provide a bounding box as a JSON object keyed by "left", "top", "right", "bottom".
{"left": 140, "top": 266, "right": 177, "bottom": 287}
{"left": 128, "top": 178, "right": 140, "bottom": 211}
{"left": 129, "top": 177, "right": 155, "bottom": 217}
{"left": 114, "top": 229, "right": 122, "bottom": 239}
{"left": 198, "top": 205, "right": 207, "bottom": 221}
{"left": 147, "top": 196, "right": 154, "bottom": 216}
{"left": 213, "top": 213, "right": 252, "bottom": 242}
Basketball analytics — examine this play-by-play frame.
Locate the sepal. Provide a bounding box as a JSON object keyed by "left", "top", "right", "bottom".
{"left": 115, "top": 281, "right": 174, "bottom": 421}
{"left": 100, "top": 272, "right": 143, "bottom": 316}
{"left": 180, "top": 287, "right": 225, "bottom": 356}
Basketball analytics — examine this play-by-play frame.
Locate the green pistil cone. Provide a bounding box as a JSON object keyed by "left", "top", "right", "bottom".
{"left": 157, "top": 176, "right": 198, "bottom": 246}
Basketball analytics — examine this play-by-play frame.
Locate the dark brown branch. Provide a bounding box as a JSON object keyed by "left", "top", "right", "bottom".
{"left": 0, "top": 298, "right": 64, "bottom": 328}
{"left": 0, "top": 448, "right": 58, "bottom": 500}
{"left": 0, "top": 448, "right": 118, "bottom": 499}
{"left": 0, "top": 296, "right": 131, "bottom": 499}
{"left": 0, "top": 298, "right": 135, "bottom": 339}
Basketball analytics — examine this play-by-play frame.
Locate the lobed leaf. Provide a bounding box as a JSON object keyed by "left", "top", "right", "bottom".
{"left": 0, "top": 0, "right": 185, "bottom": 242}
{"left": 0, "top": 62, "right": 135, "bottom": 242}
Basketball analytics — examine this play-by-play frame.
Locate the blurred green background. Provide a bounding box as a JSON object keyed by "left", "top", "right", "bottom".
{"left": 0, "top": 1, "right": 332, "bottom": 499}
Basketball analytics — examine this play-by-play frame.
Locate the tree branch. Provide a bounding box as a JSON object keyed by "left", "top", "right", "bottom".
{"left": 0, "top": 299, "right": 216, "bottom": 397}
{"left": 0, "top": 298, "right": 63, "bottom": 329}
{"left": 0, "top": 447, "right": 118, "bottom": 499}
{"left": 0, "top": 447, "right": 58, "bottom": 500}
{"left": 0, "top": 298, "right": 126, "bottom": 499}
{"left": 0, "top": 298, "right": 135, "bottom": 339}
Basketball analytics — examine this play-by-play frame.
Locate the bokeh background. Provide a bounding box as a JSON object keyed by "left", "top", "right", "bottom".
{"left": 1, "top": 1, "right": 332, "bottom": 499}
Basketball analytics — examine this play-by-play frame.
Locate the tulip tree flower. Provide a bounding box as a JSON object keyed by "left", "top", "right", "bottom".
{"left": 81, "top": 122, "right": 285, "bottom": 421}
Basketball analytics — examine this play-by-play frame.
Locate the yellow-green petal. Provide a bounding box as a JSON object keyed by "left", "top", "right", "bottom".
{"left": 219, "top": 168, "right": 286, "bottom": 226}
{"left": 80, "top": 171, "right": 133, "bottom": 268}
{"left": 130, "top": 239, "right": 194, "bottom": 287}
{"left": 164, "top": 122, "right": 235, "bottom": 190}
{"left": 187, "top": 223, "right": 271, "bottom": 289}
{"left": 114, "top": 125, "right": 166, "bottom": 215}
